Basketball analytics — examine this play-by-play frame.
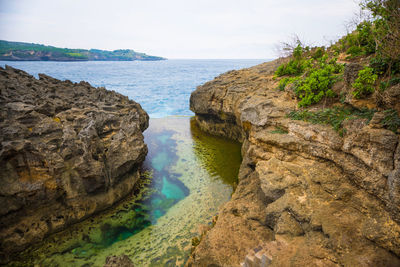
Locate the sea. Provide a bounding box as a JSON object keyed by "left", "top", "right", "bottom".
{"left": 1, "top": 59, "right": 268, "bottom": 266}
{"left": 0, "top": 59, "right": 267, "bottom": 117}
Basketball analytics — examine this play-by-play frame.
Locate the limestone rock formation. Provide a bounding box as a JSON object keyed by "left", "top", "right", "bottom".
{"left": 188, "top": 60, "right": 400, "bottom": 266}
{"left": 0, "top": 66, "right": 149, "bottom": 263}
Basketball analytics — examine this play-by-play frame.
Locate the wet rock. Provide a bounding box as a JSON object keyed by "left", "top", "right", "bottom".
{"left": 189, "top": 59, "right": 400, "bottom": 266}
{"left": 104, "top": 255, "right": 135, "bottom": 267}
{"left": 0, "top": 66, "right": 149, "bottom": 263}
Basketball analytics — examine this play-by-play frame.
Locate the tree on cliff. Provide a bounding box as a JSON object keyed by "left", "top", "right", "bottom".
{"left": 361, "top": 0, "right": 400, "bottom": 76}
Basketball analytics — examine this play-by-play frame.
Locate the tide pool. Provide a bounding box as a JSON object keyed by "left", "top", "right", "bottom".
{"left": 12, "top": 117, "right": 242, "bottom": 266}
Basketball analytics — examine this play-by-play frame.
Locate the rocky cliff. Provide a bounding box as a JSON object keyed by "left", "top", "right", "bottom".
{"left": 0, "top": 66, "right": 149, "bottom": 263}
{"left": 189, "top": 60, "right": 400, "bottom": 266}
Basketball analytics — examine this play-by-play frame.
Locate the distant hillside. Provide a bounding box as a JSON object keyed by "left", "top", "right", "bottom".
{"left": 0, "top": 40, "right": 166, "bottom": 61}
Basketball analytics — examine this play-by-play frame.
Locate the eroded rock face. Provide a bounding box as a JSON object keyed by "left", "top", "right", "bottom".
{"left": 188, "top": 60, "right": 400, "bottom": 266}
{"left": 0, "top": 66, "right": 149, "bottom": 263}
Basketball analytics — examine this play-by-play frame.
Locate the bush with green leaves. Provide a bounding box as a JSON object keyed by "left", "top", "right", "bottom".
{"left": 276, "top": 45, "right": 344, "bottom": 107}
{"left": 352, "top": 67, "right": 378, "bottom": 98}
{"left": 335, "top": 1, "right": 400, "bottom": 74}
{"left": 370, "top": 55, "right": 400, "bottom": 76}
{"left": 278, "top": 77, "right": 290, "bottom": 91}
{"left": 356, "top": 21, "right": 376, "bottom": 55}
{"left": 312, "top": 47, "right": 325, "bottom": 59}
{"left": 294, "top": 56, "right": 344, "bottom": 107}
{"left": 277, "top": 76, "right": 301, "bottom": 91}
{"left": 341, "top": 21, "right": 376, "bottom": 59}
{"left": 346, "top": 46, "right": 364, "bottom": 58}
{"left": 295, "top": 67, "right": 335, "bottom": 107}
{"left": 370, "top": 56, "right": 390, "bottom": 75}
{"left": 275, "top": 59, "right": 307, "bottom": 77}
{"left": 292, "top": 44, "right": 303, "bottom": 60}
{"left": 361, "top": 0, "right": 400, "bottom": 68}
{"left": 275, "top": 45, "right": 311, "bottom": 77}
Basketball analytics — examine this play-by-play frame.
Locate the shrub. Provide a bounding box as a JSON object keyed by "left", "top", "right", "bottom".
{"left": 275, "top": 47, "right": 344, "bottom": 107}
{"left": 275, "top": 60, "right": 305, "bottom": 76}
{"left": 294, "top": 57, "right": 343, "bottom": 107}
{"left": 275, "top": 58, "right": 311, "bottom": 77}
{"left": 330, "top": 45, "right": 341, "bottom": 55}
{"left": 352, "top": 67, "right": 378, "bottom": 98}
{"left": 342, "top": 21, "right": 376, "bottom": 58}
{"left": 346, "top": 46, "right": 364, "bottom": 58}
{"left": 370, "top": 55, "right": 400, "bottom": 76}
{"left": 277, "top": 76, "right": 301, "bottom": 91}
{"left": 370, "top": 56, "right": 390, "bottom": 75}
{"left": 361, "top": 0, "right": 400, "bottom": 77}
{"left": 293, "top": 44, "right": 303, "bottom": 60}
{"left": 278, "top": 77, "right": 290, "bottom": 91}
{"left": 275, "top": 45, "right": 311, "bottom": 77}
{"left": 295, "top": 67, "right": 336, "bottom": 107}
{"left": 312, "top": 47, "right": 325, "bottom": 59}
{"left": 356, "top": 21, "right": 376, "bottom": 55}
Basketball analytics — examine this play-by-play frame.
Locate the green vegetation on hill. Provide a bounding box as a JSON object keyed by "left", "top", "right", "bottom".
{"left": 275, "top": 45, "right": 344, "bottom": 107}
{"left": 276, "top": 46, "right": 344, "bottom": 107}
{"left": 276, "top": 0, "right": 400, "bottom": 133}
{"left": 0, "top": 40, "right": 165, "bottom": 61}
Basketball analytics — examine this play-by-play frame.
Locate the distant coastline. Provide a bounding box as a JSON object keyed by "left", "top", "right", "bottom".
{"left": 0, "top": 40, "right": 166, "bottom": 61}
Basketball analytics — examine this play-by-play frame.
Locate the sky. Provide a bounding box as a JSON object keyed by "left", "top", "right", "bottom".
{"left": 0, "top": 0, "right": 360, "bottom": 59}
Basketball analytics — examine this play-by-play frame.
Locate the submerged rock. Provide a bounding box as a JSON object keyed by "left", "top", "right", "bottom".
{"left": 188, "top": 60, "right": 400, "bottom": 266}
{"left": 0, "top": 66, "right": 149, "bottom": 263}
{"left": 104, "top": 255, "right": 135, "bottom": 267}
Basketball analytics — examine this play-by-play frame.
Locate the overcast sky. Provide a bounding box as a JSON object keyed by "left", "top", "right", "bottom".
{"left": 0, "top": 0, "right": 360, "bottom": 59}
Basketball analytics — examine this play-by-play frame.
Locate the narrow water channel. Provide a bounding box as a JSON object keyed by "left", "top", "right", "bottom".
{"left": 12, "top": 117, "right": 241, "bottom": 266}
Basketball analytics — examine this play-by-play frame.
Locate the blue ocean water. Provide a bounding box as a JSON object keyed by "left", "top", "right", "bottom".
{"left": 0, "top": 59, "right": 268, "bottom": 117}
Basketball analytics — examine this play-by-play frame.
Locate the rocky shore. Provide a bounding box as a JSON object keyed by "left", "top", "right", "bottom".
{"left": 189, "top": 59, "right": 400, "bottom": 266}
{"left": 0, "top": 66, "right": 149, "bottom": 263}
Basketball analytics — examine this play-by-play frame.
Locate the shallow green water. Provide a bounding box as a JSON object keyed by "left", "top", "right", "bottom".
{"left": 12, "top": 117, "right": 241, "bottom": 267}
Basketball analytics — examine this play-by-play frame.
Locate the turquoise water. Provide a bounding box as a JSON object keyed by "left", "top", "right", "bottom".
{"left": 0, "top": 59, "right": 267, "bottom": 117}
{"left": 13, "top": 118, "right": 242, "bottom": 266}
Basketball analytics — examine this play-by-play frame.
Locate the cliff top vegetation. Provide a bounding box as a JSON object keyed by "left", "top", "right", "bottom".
{"left": 275, "top": 0, "right": 400, "bottom": 134}
{"left": 0, "top": 40, "right": 165, "bottom": 61}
